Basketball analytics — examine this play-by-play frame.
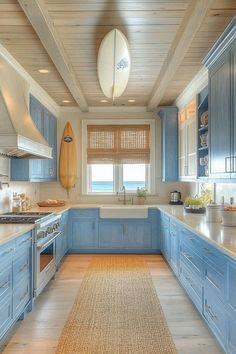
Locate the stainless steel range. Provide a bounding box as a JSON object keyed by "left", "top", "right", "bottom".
{"left": 0, "top": 211, "right": 61, "bottom": 297}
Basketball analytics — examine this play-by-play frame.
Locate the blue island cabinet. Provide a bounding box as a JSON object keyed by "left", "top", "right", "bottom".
{"left": 0, "top": 231, "right": 33, "bottom": 343}
{"left": 11, "top": 95, "right": 57, "bottom": 182}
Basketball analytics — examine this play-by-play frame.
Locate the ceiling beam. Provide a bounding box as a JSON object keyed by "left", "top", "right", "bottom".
{"left": 147, "top": 0, "right": 214, "bottom": 111}
{"left": 18, "top": 0, "right": 88, "bottom": 112}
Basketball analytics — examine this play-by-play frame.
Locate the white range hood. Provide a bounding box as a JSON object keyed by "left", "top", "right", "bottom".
{"left": 0, "top": 55, "right": 52, "bottom": 159}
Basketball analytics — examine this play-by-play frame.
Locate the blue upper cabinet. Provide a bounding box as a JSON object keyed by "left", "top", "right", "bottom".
{"left": 203, "top": 18, "right": 236, "bottom": 180}
{"left": 158, "top": 106, "right": 178, "bottom": 181}
{"left": 11, "top": 95, "right": 57, "bottom": 182}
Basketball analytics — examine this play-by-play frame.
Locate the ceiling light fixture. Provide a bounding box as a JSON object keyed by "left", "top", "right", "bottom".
{"left": 62, "top": 100, "right": 71, "bottom": 103}
{"left": 128, "top": 99, "right": 136, "bottom": 103}
{"left": 38, "top": 69, "right": 50, "bottom": 74}
{"left": 100, "top": 99, "right": 108, "bottom": 103}
{"left": 97, "top": 29, "right": 131, "bottom": 102}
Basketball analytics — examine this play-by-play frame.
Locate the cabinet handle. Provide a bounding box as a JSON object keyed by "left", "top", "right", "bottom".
{"left": 0, "top": 281, "right": 9, "bottom": 289}
{"left": 203, "top": 247, "right": 213, "bottom": 255}
{"left": 225, "top": 156, "right": 231, "bottom": 173}
{"left": 19, "top": 238, "right": 31, "bottom": 246}
{"left": 19, "top": 263, "right": 28, "bottom": 273}
{"left": 49, "top": 168, "right": 53, "bottom": 176}
{"left": 1, "top": 248, "right": 15, "bottom": 257}
{"left": 205, "top": 304, "right": 217, "bottom": 320}
{"left": 19, "top": 291, "right": 28, "bottom": 302}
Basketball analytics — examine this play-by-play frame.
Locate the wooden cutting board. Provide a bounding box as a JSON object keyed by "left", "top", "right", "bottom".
{"left": 59, "top": 122, "right": 77, "bottom": 192}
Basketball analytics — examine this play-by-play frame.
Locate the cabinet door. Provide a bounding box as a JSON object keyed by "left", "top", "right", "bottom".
{"left": 227, "top": 260, "right": 236, "bottom": 314}
{"left": 124, "top": 222, "right": 152, "bottom": 249}
{"left": 49, "top": 114, "right": 57, "bottom": 180}
{"left": 29, "top": 96, "right": 43, "bottom": 179}
{"left": 178, "top": 110, "right": 187, "bottom": 178}
{"left": 42, "top": 108, "right": 51, "bottom": 179}
{"left": 209, "top": 51, "right": 231, "bottom": 178}
{"left": 160, "top": 214, "right": 170, "bottom": 260}
{"left": 170, "top": 229, "right": 179, "bottom": 275}
{"left": 71, "top": 217, "right": 98, "bottom": 249}
{"left": 232, "top": 42, "right": 236, "bottom": 178}
{"left": 186, "top": 99, "right": 197, "bottom": 178}
{"left": 99, "top": 222, "right": 123, "bottom": 249}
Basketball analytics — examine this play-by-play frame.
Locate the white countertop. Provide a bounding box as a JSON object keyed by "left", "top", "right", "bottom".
{"left": 0, "top": 224, "right": 34, "bottom": 246}
{"left": 1, "top": 203, "right": 236, "bottom": 261}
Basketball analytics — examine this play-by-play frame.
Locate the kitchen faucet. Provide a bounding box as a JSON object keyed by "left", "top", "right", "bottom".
{"left": 117, "top": 186, "right": 132, "bottom": 205}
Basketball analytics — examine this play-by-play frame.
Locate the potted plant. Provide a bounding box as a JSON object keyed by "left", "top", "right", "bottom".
{"left": 184, "top": 195, "right": 206, "bottom": 213}
{"left": 136, "top": 187, "right": 147, "bottom": 205}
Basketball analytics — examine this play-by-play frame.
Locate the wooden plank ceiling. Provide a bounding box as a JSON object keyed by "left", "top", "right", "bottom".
{"left": 0, "top": 0, "right": 235, "bottom": 109}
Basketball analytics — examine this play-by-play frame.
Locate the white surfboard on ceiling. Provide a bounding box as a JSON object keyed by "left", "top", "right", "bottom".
{"left": 97, "top": 29, "right": 131, "bottom": 100}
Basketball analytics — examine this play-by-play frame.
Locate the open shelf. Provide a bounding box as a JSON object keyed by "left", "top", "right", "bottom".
{"left": 197, "top": 86, "right": 209, "bottom": 179}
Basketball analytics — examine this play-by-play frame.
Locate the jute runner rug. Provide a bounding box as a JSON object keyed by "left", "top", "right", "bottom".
{"left": 56, "top": 255, "right": 177, "bottom": 354}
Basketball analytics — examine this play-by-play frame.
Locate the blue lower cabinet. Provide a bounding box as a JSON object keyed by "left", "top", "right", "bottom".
{"left": 0, "top": 296, "right": 12, "bottom": 339}
{"left": 0, "top": 231, "right": 33, "bottom": 342}
{"left": 99, "top": 222, "right": 123, "bottom": 248}
{"left": 68, "top": 209, "right": 160, "bottom": 253}
{"left": 71, "top": 217, "right": 98, "bottom": 250}
{"left": 125, "top": 222, "right": 152, "bottom": 249}
{"left": 179, "top": 260, "right": 203, "bottom": 313}
{"left": 160, "top": 213, "right": 170, "bottom": 260}
{"left": 161, "top": 215, "right": 234, "bottom": 353}
{"left": 203, "top": 282, "right": 226, "bottom": 349}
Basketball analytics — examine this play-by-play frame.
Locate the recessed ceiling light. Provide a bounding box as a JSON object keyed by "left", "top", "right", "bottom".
{"left": 62, "top": 100, "right": 71, "bottom": 103}
{"left": 38, "top": 69, "right": 50, "bottom": 74}
{"left": 100, "top": 99, "right": 108, "bottom": 103}
{"left": 128, "top": 99, "right": 136, "bottom": 103}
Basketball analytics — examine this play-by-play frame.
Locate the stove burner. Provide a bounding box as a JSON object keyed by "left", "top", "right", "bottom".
{"left": 0, "top": 212, "right": 54, "bottom": 224}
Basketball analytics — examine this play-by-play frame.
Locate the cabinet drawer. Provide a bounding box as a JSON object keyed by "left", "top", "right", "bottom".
{"left": 179, "top": 260, "right": 202, "bottom": 312}
{"left": 13, "top": 276, "right": 30, "bottom": 317}
{"left": 0, "top": 241, "right": 15, "bottom": 266}
{"left": 161, "top": 213, "right": 169, "bottom": 227}
{"left": 170, "top": 220, "right": 178, "bottom": 235}
{"left": 13, "top": 251, "right": 30, "bottom": 285}
{"left": 227, "top": 260, "right": 236, "bottom": 314}
{"left": 70, "top": 209, "right": 98, "bottom": 218}
{"left": 202, "top": 242, "right": 226, "bottom": 272}
{"left": 16, "top": 232, "right": 32, "bottom": 249}
{"left": 181, "top": 228, "right": 202, "bottom": 256}
{"left": 0, "top": 295, "right": 12, "bottom": 339}
{"left": 204, "top": 261, "right": 225, "bottom": 300}
{"left": 0, "top": 264, "right": 12, "bottom": 301}
{"left": 180, "top": 243, "right": 203, "bottom": 277}
{"left": 203, "top": 282, "right": 226, "bottom": 347}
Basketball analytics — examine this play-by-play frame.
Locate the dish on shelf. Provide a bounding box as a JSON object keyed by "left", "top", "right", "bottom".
{"left": 200, "top": 132, "right": 208, "bottom": 147}
{"left": 200, "top": 111, "right": 208, "bottom": 127}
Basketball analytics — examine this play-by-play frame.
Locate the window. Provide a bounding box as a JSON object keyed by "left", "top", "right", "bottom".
{"left": 82, "top": 120, "right": 155, "bottom": 194}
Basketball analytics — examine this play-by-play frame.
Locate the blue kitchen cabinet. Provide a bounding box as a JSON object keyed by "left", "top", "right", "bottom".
{"left": 69, "top": 208, "right": 160, "bottom": 253}
{"left": 11, "top": 95, "right": 57, "bottom": 182}
{"left": 158, "top": 106, "right": 179, "bottom": 181}
{"left": 69, "top": 209, "right": 99, "bottom": 251}
{"left": 56, "top": 210, "right": 69, "bottom": 266}
{"left": 208, "top": 51, "right": 231, "bottom": 179}
{"left": 169, "top": 220, "right": 179, "bottom": 276}
{"left": 0, "top": 231, "right": 33, "bottom": 342}
{"left": 99, "top": 220, "right": 152, "bottom": 250}
{"left": 99, "top": 221, "right": 123, "bottom": 249}
{"left": 227, "top": 312, "right": 236, "bottom": 354}
{"left": 203, "top": 18, "right": 236, "bottom": 180}
{"left": 160, "top": 213, "right": 170, "bottom": 261}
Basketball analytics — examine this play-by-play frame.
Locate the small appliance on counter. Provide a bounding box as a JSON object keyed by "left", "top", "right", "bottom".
{"left": 169, "top": 191, "right": 183, "bottom": 205}
{"left": 206, "top": 203, "right": 221, "bottom": 223}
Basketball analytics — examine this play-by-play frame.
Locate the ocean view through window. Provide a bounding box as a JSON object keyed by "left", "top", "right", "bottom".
{"left": 90, "top": 164, "right": 147, "bottom": 193}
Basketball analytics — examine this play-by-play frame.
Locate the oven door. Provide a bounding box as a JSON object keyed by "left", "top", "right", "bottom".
{"left": 35, "top": 232, "right": 61, "bottom": 298}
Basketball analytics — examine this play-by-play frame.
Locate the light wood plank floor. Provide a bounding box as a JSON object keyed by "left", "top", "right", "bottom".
{"left": 1, "top": 255, "right": 224, "bottom": 354}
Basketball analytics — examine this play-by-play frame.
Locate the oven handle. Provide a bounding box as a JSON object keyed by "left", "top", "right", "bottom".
{"left": 37, "top": 231, "right": 62, "bottom": 250}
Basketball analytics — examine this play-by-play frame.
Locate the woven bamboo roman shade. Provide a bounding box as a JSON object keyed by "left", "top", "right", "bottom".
{"left": 87, "top": 125, "right": 150, "bottom": 164}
